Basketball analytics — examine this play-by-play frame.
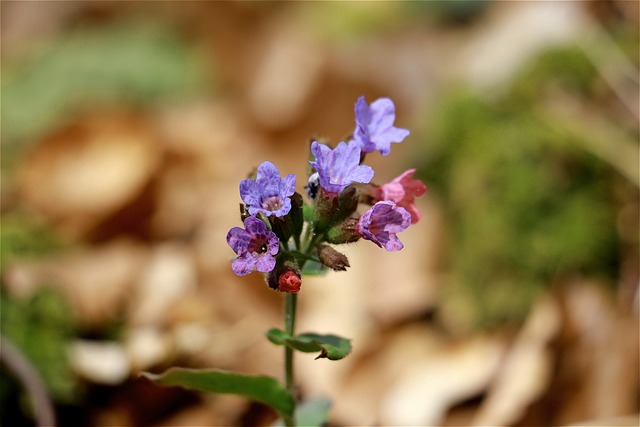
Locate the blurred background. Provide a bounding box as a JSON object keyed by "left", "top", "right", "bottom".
{"left": 1, "top": 1, "right": 638, "bottom": 426}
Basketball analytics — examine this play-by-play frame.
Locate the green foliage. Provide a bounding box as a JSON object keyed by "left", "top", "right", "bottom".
{"left": 266, "top": 329, "right": 352, "bottom": 361}
{"left": 1, "top": 288, "right": 79, "bottom": 404}
{"left": 418, "top": 48, "right": 620, "bottom": 330}
{"left": 510, "top": 46, "right": 599, "bottom": 101}
{"left": 2, "top": 19, "right": 208, "bottom": 146}
{"left": 142, "top": 368, "right": 295, "bottom": 418}
{"left": 0, "top": 214, "right": 70, "bottom": 269}
{"left": 1, "top": 215, "right": 80, "bottom": 415}
{"left": 273, "top": 396, "right": 332, "bottom": 427}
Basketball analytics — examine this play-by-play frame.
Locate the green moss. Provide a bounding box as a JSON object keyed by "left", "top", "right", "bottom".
{"left": 1, "top": 288, "right": 79, "bottom": 405}
{"left": 418, "top": 82, "right": 618, "bottom": 331}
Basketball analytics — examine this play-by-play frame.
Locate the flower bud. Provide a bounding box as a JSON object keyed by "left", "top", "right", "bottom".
{"left": 314, "top": 185, "right": 360, "bottom": 233}
{"left": 314, "top": 188, "right": 339, "bottom": 232}
{"left": 266, "top": 260, "right": 302, "bottom": 294}
{"left": 335, "top": 185, "right": 359, "bottom": 224}
{"left": 325, "top": 218, "right": 360, "bottom": 245}
{"left": 278, "top": 270, "right": 302, "bottom": 294}
{"left": 317, "top": 244, "right": 350, "bottom": 271}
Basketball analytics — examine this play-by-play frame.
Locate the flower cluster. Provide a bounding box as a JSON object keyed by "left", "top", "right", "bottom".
{"left": 227, "top": 96, "right": 427, "bottom": 293}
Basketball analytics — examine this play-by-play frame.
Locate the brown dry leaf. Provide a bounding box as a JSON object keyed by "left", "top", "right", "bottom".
{"left": 248, "top": 16, "right": 326, "bottom": 130}
{"left": 306, "top": 324, "right": 506, "bottom": 426}
{"left": 473, "top": 295, "right": 561, "bottom": 426}
{"left": 127, "top": 242, "right": 198, "bottom": 327}
{"left": 3, "top": 238, "right": 149, "bottom": 326}
{"left": 551, "top": 282, "right": 640, "bottom": 426}
{"left": 16, "top": 110, "right": 161, "bottom": 238}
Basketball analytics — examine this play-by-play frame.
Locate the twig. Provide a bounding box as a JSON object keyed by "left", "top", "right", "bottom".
{"left": 0, "top": 335, "right": 56, "bottom": 427}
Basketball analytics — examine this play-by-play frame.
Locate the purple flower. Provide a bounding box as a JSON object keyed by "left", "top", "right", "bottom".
{"left": 356, "top": 201, "right": 411, "bottom": 252}
{"left": 309, "top": 140, "right": 374, "bottom": 194}
{"left": 227, "top": 216, "right": 280, "bottom": 276}
{"left": 240, "top": 161, "right": 296, "bottom": 217}
{"left": 352, "top": 96, "right": 410, "bottom": 156}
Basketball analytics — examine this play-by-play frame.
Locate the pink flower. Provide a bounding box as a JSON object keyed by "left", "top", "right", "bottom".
{"left": 375, "top": 169, "right": 426, "bottom": 224}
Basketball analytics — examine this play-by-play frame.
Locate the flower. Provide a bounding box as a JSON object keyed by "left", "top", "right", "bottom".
{"left": 309, "top": 140, "right": 374, "bottom": 194}
{"left": 278, "top": 270, "right": 302, "bottom": 294}
{"left": 226, "top": 216, "right": 280, "bottom": 276}
{"left": 352, "top": 96, "right": 410, "bottom": 156}
{"left": 356, "top": 201, "right": 411, "bottom": 252}
{"left": 240, "top": 161, "right": 296, "bottom": 217}
{"left": 375, "top": 169, "right": 427, "bottom": 224}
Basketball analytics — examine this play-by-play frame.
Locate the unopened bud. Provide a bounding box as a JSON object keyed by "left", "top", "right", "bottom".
{"left": 325, "top": 218, "right": 360, "bottom": 244}
{"left": 317, "top": 244, "right": 350, "bottom": 271}
{"left": 315, "top": 189, "right": 339, "bottom": 232}
{"left": 278, "top": 270, "right": 302, "bottom": 294}
{"left": 266, "top": 260, "right": 302, "bottom": 294}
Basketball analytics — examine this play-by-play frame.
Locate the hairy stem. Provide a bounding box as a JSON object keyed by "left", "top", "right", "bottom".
{"left": 283, "top": 292, "right": 297, "bottom": 427}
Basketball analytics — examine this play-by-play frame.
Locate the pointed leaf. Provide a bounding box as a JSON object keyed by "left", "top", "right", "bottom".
{"left": 266, "top": 329, "right": 352, "bottom": 361}
{"left": 266, "top": 328, "right": 290, "bottom": 345}
{"left": 291, "top": 333, "right": 352, "bottom": 360}
{"left": 142, "top": 368, "right": 294, "bottom": 417}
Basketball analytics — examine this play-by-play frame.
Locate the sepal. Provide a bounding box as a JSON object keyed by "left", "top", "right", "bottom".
{"left": 239, "top": 203, "right": 250, "bottom": 222}
{"left": 325, "top": 218, "right": 360, "bottom": 244}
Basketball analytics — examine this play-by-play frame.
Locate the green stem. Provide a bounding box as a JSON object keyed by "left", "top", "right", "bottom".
{"left": 284, "top": 292, "right": 297, "bottom": 427}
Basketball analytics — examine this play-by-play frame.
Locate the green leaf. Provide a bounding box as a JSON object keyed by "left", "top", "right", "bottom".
{"left": 301, "top": 259, "right": 328, "bottom": 276}
{"left": 273, "top": 396, "right": 332, "bottom": 427}
{"left": 266, "top": 329, "right": 352, "bottom": 361}
{"left": 266, "top": 328, "right": 290, "bottom": 345}
{"left": 142, "top": 368, "right": 294, "bottom": 417}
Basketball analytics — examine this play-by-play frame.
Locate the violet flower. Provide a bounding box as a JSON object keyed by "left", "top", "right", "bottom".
{"left": 375, "top": 169, "right": 427, "bottom": 224}
{"left": 309, "top": 140, "right": 374, "bottom": 194}
{"left": 240, "top": 161, "right": 296, "bottom": 217}
{"left": 357, "top": 201, "right": 411, "bottom": 252}
{"left": 352, "top": 96, "right": 410, "bottom": 156}
{"left": 226, "top": 216, "right": 280, "bottom": 276}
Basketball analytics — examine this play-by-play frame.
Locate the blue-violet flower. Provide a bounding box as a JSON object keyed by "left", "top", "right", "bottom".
{"left": 357, "top": 201, "right": 411, "bottom": 252}
{"left": 352, "top": 96, "right": 410, "bottom": 156}
{"left": 309, "top": 140, "right": 374, "bottom": 194}
{"left": 240, "top": 161, "right": 296, "bottom": 217}
{"left": 227, "top": 216, "right": 280, "bottom": 276}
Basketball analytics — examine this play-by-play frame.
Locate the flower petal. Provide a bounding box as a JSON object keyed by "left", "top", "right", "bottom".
{"left": 232, "top": 253, "right": 256, "bottom": 276}
{"left": 281, "top": 174, "right": 297, "bottom": 197}
{"left": 239, "top": 179, "right": 261, "bottom": 207}
{"left": 226, "top": 226, "right": 250, "bottom": 254}
{"left": 243, "top": 216, "right": 268, "bottom": 235}
{"left": 255, "top": 253, "right": 276, "bottom": 273}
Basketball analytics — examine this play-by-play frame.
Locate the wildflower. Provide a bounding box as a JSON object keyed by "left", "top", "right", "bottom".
{"left": 240, "top": 161, "right": 296, "bottom": 217}
{"left": 309, "top": 140, "right": 374, "bottom": 194}
{"left": 352, "top": 96, "right": 410, "bottom": 156}
{"left": 375, "top": 169, "right": 427, "bottom": 224}
{"left": 226, "top": 216, "right": 280, "bottom": 276}
{"left": 357, "top": 201, "right": 411, "bottom": 252}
